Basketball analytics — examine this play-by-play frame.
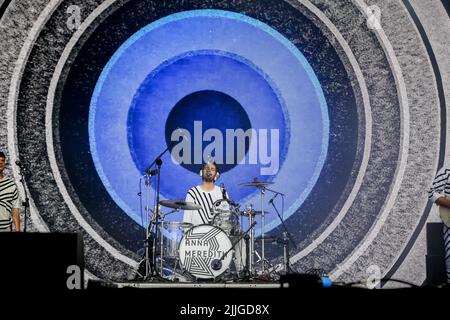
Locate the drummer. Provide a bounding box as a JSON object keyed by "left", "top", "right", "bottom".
{"left": 183, "top": 161, "right": 227, "bottom": 225}
{"left": 183, "top": 161, "right": 246, "bottom": 275}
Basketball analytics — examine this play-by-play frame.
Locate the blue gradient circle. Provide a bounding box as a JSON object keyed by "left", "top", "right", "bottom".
{"left": 127, "top": 50, "right": 288, "bottom": 202}
{"left": 89, "top": 9, "right": 329, "bottom": 235}
{"left": 163, "top": 89, "right": 252, "bottom": 174}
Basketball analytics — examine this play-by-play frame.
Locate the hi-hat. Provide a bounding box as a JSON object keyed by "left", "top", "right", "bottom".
{"left": 159, "top": 200, "right": 202, "bottom": 211}
{"left": 239, "top": 178, "right": 273, "bottom": 187}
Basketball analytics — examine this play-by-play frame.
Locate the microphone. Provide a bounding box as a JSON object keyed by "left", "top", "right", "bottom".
{"left": 211, "top": 259, "right": 222, "bottom": 271}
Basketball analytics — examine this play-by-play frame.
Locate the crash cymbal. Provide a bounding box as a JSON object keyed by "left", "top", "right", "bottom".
{"left": 239, "top": 178, "right": 273, "bottom": 187}
{"left": 159, "top": 200, "right": 202, "bottom": 211}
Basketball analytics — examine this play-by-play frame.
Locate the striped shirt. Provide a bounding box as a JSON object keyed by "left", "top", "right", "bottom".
{"left": 428, "top": 167, "right": 450, "bottom": 203}
{"left": 183, "top": 185, "right": 229, "bottom": 226}
{"left": 428, "top": 167, "right": 450, "bottom": 282}
{"left": 0, "top": 177, "right": 20, "bottom": 231}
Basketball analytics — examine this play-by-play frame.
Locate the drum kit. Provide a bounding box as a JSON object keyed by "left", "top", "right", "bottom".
{"left": 137, "top": 177, "right": 294, "bottom": 282}
{"left": 135, "top": 148, "right": 294, "bottom": 282}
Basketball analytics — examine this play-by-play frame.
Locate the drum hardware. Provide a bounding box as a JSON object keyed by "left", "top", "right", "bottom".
{"left": 249, "top": 206, "right": 256, "bottom": 276}
{"left": 239, "top": 204, "right": 256, "bottom": 275}
{"left": 239, "top": 179, "right": 290, "bottom": 276}
{"left": 260, "top": 236, "right": 278, "bottom": 242}
{"left": 141, "top": 139, "right": 180, "bottom": 280}
{"left": 243, "top": 233, "right": 252, "bottom": 281}
{"left": 156, "top": 220, "right": 193, "bottom": 278}
{"left": 159, "top": 199, "right": 202, "bottom": 211}
{"left": 268, "top": 190, "right": 296, "bottom": 274}
{"left": 211, "top": 198, "right": 241, "bottom": 236}
{"left": 239, "top": 178, "right": 271, "bottom": 274}
{"left": 210, "top": 221, "right": 257, "bottom": 281}
{"left": 239, "top": 210, "right": 271, "bottom": 216}
{"left": 157, "top": 208, "right": 179, "bottom": 219}
{"left": 156, "top": 200, "right": 201, "bottom": 279}
{"left": 211, "top": 197, "right": 248, "bottom": 279}
{"left": 135, "top": 166, "right": 290, "bottom": 283}
{"left": 258, "top": 186, "right": 267, "bottom": 274}
{"left": 238, "top": 178, "right": 274, "bottom": 187}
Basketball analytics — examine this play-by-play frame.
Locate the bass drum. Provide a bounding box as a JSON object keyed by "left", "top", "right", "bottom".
{"left": 179, "top": 224, "right": 233, "bottom": 280}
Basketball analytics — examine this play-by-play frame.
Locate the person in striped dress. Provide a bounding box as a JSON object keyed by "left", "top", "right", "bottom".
{"left": 428, "top": 167, "right": 450, "bottom": 284}
{"left": 0, "top": 152, "right": 20, "bottom": 232}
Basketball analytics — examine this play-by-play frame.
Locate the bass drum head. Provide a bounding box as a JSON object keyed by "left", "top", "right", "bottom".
{"left": 179, "top": 224, "right": 233, "bottom": 279}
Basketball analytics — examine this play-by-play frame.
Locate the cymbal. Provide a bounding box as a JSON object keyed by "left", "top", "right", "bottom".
{"left": 239, "top": 210, "right": 271, "bottom": 216}
{"left": 159, "top": 200, "right": 202, "bottom": 211}
{"left": 239, "top": 178, "right": 273, "bottom": 187}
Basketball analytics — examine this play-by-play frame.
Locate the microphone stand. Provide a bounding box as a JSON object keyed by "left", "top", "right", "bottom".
{"left": 269, "top": 194, "right": 296, "bottom": 274}
{"left": 143, "top": 141, "right": 176, "bottom": 280}
{"left": 144, "top": 142, "right": 174, "bottom": 175}
{"left": 151, "top": 158, "right": 162, "bottom": 278}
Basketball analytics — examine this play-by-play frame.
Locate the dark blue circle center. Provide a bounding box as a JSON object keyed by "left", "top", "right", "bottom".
{"left": 165, "top": 90, "right": 252, "bottom": 174}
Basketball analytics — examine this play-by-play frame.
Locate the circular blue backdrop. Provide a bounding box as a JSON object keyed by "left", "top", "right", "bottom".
{"left": 89, "top": 9, "right": 329, "bottom": 235}
{"left": 163, "top": 89, "right": 253, "bottom": 174}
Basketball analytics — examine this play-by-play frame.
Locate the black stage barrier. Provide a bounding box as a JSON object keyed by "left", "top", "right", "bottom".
{"left": 425, "top": 223, "right": 446, "bottom": 286}
{"left": 0, "top": 232, "right": 84, "bottom": 290}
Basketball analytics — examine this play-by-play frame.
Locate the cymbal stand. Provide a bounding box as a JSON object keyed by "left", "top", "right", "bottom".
{"left": 269, "top": 192, "right": 296, "bottom": 274}
{"left": 247, "top": 205, "right": 255, "bottom": 276}
{"left": 157, "top": 209, "right": 178, "bottom": 278}
{"left": 256, "top": 185, "right": 267, "bottom": 273}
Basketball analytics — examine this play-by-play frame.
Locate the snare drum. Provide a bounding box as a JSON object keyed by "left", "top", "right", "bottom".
{"left": 179, "top": 224, "right": 233, "bottom": 279}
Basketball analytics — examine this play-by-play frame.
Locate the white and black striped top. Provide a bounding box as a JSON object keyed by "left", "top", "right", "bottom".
{"left": 429, "top": 168, "right": 450, "bottom": 282}
{"left": 0, "top": 177, "right": 20, "bottom": 231}
{"left": 428, "top": 167, "right": 450, "bottom": 203}
{"left": 183, "top": 185, "right": 229, "bottom": 226}
{"left": 428, "top": 167, "right": 450, "bottom": 283}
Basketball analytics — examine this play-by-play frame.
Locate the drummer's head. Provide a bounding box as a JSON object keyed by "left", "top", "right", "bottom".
{"left": 200, "top": 162, "right": 219, "bottom": 183}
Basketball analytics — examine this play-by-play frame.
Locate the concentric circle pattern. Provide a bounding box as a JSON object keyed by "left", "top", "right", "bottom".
{"left": 0, "top": 0, "right": 447, "bottom": 285}
{"left": 89, "top": 10, "right": 329, "bottom": 234}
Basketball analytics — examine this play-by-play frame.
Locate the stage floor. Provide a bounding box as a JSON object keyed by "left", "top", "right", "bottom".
{"left": 90, "top": 281, "right": 281, "bottom": 289}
